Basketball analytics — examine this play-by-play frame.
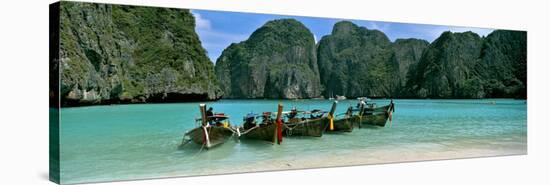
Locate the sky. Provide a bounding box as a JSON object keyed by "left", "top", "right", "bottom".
{"left": 191, "top": 9, "right": 494, "bottom": 63}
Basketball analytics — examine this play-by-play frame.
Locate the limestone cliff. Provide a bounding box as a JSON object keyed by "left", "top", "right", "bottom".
{"left": 58, "top": 2, "right": 221, "bottom": 106}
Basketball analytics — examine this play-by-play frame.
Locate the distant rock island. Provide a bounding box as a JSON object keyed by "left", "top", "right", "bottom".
{"left": 57, "top": 2, "right": 526, "bottom": 106}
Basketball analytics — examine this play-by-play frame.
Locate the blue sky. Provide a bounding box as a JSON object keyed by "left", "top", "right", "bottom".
{"left": 191, "top": 9, "right": 494, "bottom": 62}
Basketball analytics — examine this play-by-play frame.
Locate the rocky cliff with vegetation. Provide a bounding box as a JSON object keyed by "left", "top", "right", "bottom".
{"left": 58, "top": 2, "right": 221, "bottom": 106}
{"left": 392, "top": 38, "right": 429, "bottom": 89}
{"left": 316, "top": 21, "right": 400, "bottom": 98}
{"left": 405, "top": 31, "right": 485, "bottom": 98}
{"left": 215, "top": 18, "right": 526, "bottom": 99}
{"left": 58, "top": 1, "right": 526, "bottom": 103}
{"left": 405, "top": 30, "right": 527, "bottom": 98}
{"left": 214, "top": 19, "right": 321, "bottom": 99}
{"left": 478, "top": 30, "right": 527, "bottom": 98}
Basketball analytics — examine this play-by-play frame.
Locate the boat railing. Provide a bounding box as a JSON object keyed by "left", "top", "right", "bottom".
{"left": 194, "top": 114, "right": 231, "bottom": 127}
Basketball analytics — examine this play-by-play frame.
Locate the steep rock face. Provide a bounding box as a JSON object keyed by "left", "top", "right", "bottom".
{"left": 317, "top": 21, "right": 399, "bottom": 98}
{"left": 59, "top": 2, "right": 221, "bottom": 106}
{"left": 478, "top": 30, "right": 527, "bottom": 98}
{"left": 392, "top": 38, "right": 429, "bottom": 88}
{"left": 406, "top": 31, "right": 484, "bottom": 98}
{"left": 215, "top": 19, "right": 321, "bottom": 99}
{"left": 405, "top": 30, "right": 527, "bottom": 99}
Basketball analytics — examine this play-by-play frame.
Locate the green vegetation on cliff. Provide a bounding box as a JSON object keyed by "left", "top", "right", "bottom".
{"left": 405, "top": 30, "right": 527, "bottom": 99}
{"left": 59, "top": 2, "right": 221, "bottom": 106}
{"left": 317, "top": 21, "right": 400, "bottom": 98}
{"left": 478, "top": 30, "right": 527, "bottom": 98}
{"left": 215, "top": 19, "right": 527, "bottom": 99}
{"left": 392, "top": 38, "right": 429, "bottom": 89}
{"left": 57, "top": 2, "right": 526, "bottom": 102}
{"left": 405, "top": 31, "right": 485, "bottom": 98}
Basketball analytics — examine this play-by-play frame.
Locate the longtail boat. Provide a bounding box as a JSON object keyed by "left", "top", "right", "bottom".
{"left": 180, "top": 104, "right": 238, "bottom": 149}
{"left": 282, "top": 101, "right": 338, "bottom": 137}
{"left": 357, "top": 100, "right": 395, "bottom": 127}
{"left": 238, "top": 104, "right": 284, "bottom": 144}
{"left": 327, "top": 104, "right": 358, "bottom": 132}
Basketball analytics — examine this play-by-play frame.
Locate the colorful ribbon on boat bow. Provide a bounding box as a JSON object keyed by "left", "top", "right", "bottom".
{"left": 328, "top": 114, "right": 334, "bottom": 131}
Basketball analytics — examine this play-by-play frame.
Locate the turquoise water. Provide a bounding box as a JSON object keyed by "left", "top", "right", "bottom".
{"left": 59, "top": 99, "right": 527, "bottom": 184}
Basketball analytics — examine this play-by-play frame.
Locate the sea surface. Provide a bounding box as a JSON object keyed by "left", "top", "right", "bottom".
{"left": 58, "top": 99, "right": 527, "bottom": 184}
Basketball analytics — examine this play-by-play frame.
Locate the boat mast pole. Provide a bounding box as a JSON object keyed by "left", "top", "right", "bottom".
{"left": 275, "top": 103, "right": 284, "bottom": 145}
{"left": 388, "top": 99, "right": 394, "bottom": 127}
{"left": 199, "top": 104, "right": 211, "bottom": 148}
{"left": 358, "top": 100, "right": 365, "bottom": 129}
{"left": 200, "top": 104, "right": 207, "bottom": 126}
{"left": 328, "top": 101, "right": 338, "bottom": 130}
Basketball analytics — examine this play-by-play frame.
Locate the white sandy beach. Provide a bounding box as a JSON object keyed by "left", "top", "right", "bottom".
{"left": 164, "top": 137, "right": 526, "bottom": 178}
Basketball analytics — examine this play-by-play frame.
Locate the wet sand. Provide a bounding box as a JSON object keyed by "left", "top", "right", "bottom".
{"left": 166, "top": 137, "right": 526, "bottom": 177}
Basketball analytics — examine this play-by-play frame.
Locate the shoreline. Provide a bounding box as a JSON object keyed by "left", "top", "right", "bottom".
{"left": 65, "top": 139, "right": 526, "bottom": 184}
{"left": 162, "top": 137, "right": 526, "bottom": 180}
{"left": 58, "top": 98, "right": 526, "bottom": 109}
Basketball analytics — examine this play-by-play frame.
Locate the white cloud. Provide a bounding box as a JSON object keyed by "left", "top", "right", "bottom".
{"left": 191, "top": 11, "right": 211, "bottom": 30}
{"left": 365, "top": 22, "right": 390, "bottom": 32}
{"left": 448, "top": 27, "right": 493, "bottom": 37}
{"left": 313, "top": 34, "right": 318, "bottom": 43}
{"left": 426, "top": 26, "right": 494, "bottom": 42}
{"left": 190, "top": 11, "right": 250, "bottom": 62}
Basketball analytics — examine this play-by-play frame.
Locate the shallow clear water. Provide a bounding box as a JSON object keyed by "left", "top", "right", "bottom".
{"left": 59, "top": 99, "right": 527, "bottom": 184}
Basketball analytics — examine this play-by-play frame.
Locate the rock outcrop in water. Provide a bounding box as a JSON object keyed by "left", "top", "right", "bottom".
{"left": 215, "top": 19, "right": 321, "bottom": 99}
{"left": 58, "top": 2, "right": 221, "bottom": 106}
{"left": 317, "top": 21, "right": 400, "bottom": 98}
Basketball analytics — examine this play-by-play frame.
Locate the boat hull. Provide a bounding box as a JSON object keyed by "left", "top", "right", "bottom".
{"left": 356, "top": 102, "right": 394, "bottom": 127}
{"left": 283, "top": 118, "right": 327, "bottom": 137}
{"left": 359, "top": 113, "right": 390, "bottom": 127}
{"left": 327, "top": 117, "right": 354, "bottom": 132}
{"left": 184, "top": 126, "right": 234, "bottom": 149}
{"left": 239, "top": 123, "right": 277, "bottom": 143}
{"left": 365, "top": 105, "right": 391, "bottom": 113}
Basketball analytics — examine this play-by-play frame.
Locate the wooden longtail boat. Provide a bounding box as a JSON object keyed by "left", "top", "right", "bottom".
{"left": 357, "top": 100, "right": 395, "bottom": 127}
{"left": 327, "top": 105, "right": 358, "bottom": 132}
{"left": 239, "top": 104, "right": 284, "bottom": 144}
{"left": 282, "top": 101, "right": 338, "bottom": 137}
{"left": 180, "top": 104, "right": 237, "bottom": 149}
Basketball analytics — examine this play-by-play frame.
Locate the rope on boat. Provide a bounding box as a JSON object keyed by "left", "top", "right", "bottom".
{"left": 179, "top": 138, "right": 192, "bottom": 148}
{"left": 189, "top": 141, "right": 206, "bottom": 159}
{"left": 285, "top": 123, "right": 294, "bottom": 136}
{"left": 226, "top": 126, "right": 241, "bottom": 137}
{"left": 286, "top": 128, "right": 293, "bottom": 136}
{"left": 240, "top": 125, "right": 260, "bottom": 135}
{"left": 283, "top": 123, "right": 297, "bottom": 136}
{"left": 179, "top": 135, "right": 206, "bottom": 159}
